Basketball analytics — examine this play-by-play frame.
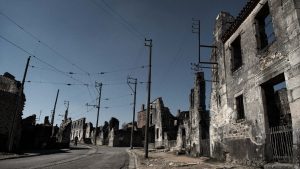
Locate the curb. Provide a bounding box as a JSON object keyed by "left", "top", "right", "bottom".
{"left": 127, "top": 149, "right": 139, "bottom": 169}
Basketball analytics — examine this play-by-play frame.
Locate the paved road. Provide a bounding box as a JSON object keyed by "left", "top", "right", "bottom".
{"left": 0, "top": 145, "right": 129, "bottom": 169}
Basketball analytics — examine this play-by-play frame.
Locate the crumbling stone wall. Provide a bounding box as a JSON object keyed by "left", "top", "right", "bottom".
{"left": 137, "top": 105, "right": 146, "bottom": 129}
{"left": 210, "top": 0, "right": 300, "bottom": 166}
{"left": 188, "top": 72, "right": 208, "bottom": 156}
{"left": 0, "top": 73, "right": 25, "bottom": 151}
{"left": 57, "top": 118, "right": 72, "bottom": 147}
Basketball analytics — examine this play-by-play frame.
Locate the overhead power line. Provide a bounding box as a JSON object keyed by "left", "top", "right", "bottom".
{"left": 0, "top": 11, "right": 91, "bottom": 76}
{"left": 96, "top": 65, "right": 147, "bottom": 75}
{"left": 89, "top": 0, "right": 145, "bottom": 40}
{"left": 0, "top": 34, "right": 86, "bottom": 86}
{"left": 0, "top": 11, "right": 98, "bottom": 100}
{"left": 26, "top": 80, "right": 89, "bottom": 86}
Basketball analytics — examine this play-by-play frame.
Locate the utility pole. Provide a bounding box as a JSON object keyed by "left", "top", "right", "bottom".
{"left": 64, "top": 101, "right": 69, "bottom": 121}
{"left": 8, "top": 56, "right": 31, "bottom": 152}
{"left": 51, "top": 89, "right": 60, "bottom": 136}
{"left": 191, "top": 19, "right": 218, "bottom": 71}
{"left": 192, "top": 18, "right": 200, "bottom": 64}
{"left": 144, "top": 38, "right": 152, "bottom": 158}
{"left": 127, "top": 76, "right": 137, "bottom": 149}
{"left": 86, "top": 82, "right": 102, "bottom": 145}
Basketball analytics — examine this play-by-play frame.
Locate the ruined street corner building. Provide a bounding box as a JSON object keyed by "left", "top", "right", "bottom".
{"left": 210, "top": 0, "right": 300, "bottom": 166}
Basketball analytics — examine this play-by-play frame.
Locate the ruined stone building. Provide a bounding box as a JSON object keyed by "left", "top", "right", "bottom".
{"left": 0, "top": 72, "right": 25, "bottom": 151}
{"left": 174, "top": 72, "right": 209, "bottom": 156}
{"left": 210, "top": 0, "right": 300, "bottom": 166}
{"left": 174, "top": 110, "right": 189, "bottom": 151}
{"left": 57, "top": 118, "right": 72, "bottom": 147}
{"left": 70, "top": 117, "right": 86, "bottom": 142}
{"left": 93, "top": 121, "right": 109, "bottom": 145}
{"left": 137, "top": 97, "right": 176, "bottom": 149}
{"left": 56, "top": 108, "right": 72, "bottom": 147}
{"left": 107, "top": 117, "right": 143, "bottom": 147}
{"left": 108, "top": 117, "right": 119, "bottom": 146}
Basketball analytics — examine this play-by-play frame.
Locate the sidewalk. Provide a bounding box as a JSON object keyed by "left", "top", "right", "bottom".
{"left": 0, "top": 144, "right": 90, "bottom": 161}
{"left": 0, "top": 148, "right": 70, "bottom": 161}
{"left": 128, "top": 148, "right": 261, "bottom": 169}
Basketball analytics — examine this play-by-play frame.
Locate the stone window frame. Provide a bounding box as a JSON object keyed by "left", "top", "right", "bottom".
{"left": 235, "top": 94, "right": 245, "bottom": 122}
{"left": 254, "top": 2, "right": 276, "bottom": 53}
{"left": 230, "top": 35, "right": 243, "bottom": 72}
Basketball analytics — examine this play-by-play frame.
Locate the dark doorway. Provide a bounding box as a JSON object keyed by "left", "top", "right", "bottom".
{"left": 262, "top": 74, "right": 291, "bottom": 127}
{"left": 262, "top": 74, "right": 293, "bottom": 162}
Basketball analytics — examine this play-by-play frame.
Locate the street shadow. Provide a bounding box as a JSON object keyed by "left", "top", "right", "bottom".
{"left": 17, "top": 148, "right": 71, "bottom": 157}
{"left": 69, "top": 146, "right": 90, "bottom": 150}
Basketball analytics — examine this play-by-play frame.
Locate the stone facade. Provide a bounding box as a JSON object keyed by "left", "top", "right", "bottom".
{"left": 0, "top": 72, "right": 25, "bottom": 151}
{"left": 71, "top": 117, "right": 86, "bottom": 142}
{"left": 210, "top": 0, "right": 300, "bottom": 166}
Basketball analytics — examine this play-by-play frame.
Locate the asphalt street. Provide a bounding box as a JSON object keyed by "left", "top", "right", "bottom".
{"left": 0, "top": 145, "right": 129, "bottom": 169}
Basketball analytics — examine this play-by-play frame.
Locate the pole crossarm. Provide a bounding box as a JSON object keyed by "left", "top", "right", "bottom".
{"left": 200, "top": 45, "right": 217, "bottom": 48}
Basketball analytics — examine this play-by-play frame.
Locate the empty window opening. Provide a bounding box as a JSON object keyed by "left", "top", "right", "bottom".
{"left": 255, "top": 3, "right": 275, "bottom": 50}
{"left": 236, "top": 95, "right": 245, "bottom": 120}
{"left": 231, "top": 35, "right": 242, "bottom": 71}
{"left": 218, "top": 94, "right": 221, "bottom": 106}
{"left": 182, "top": 128, "right": 186, "bottom": 137}
{"left": 262, "top": 74, "right": 291, "bottom": 127}
{"left": 156, "top": 128, "right": 159, "bottom": 139}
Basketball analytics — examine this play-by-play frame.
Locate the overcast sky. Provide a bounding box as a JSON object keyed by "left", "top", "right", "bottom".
{"left": 0, "top": 0, "right": 247, "bottom": 126}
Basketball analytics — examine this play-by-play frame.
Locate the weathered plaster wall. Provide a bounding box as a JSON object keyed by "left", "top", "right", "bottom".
{"left": 210, "top": 0, "right": 300, "bottom": 165}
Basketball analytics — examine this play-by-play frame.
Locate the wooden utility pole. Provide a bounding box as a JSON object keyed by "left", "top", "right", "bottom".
{"left": 86, "top": 82, "right": 102, "bottom": 145}
{"left": 51, "top": 89, "right": 60, "bottom": 136}
{"left": 144, "top": 38, "right": 152, "bottom": 158}
{"left": 127, "top": 76, "right": 137, "bottom": 149}
{"left": 8, "top": 56, "right": 31, "bottom": 152}
{"left": 95, "top": 82, "right": 102, "bottom": 145}
{"left": 192, "top": 19, "right": 200, "bottom": 64}
{"left": 64, "top": 101, "right": 69, "bottom": 121}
